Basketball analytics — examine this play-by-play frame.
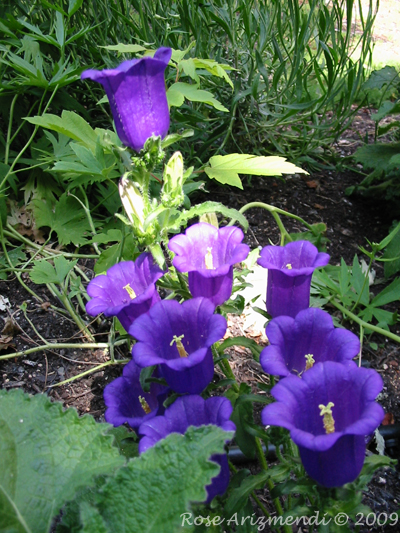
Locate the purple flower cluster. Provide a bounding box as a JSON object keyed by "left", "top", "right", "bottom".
{"left": 82, "top": 46, "right": 384, "bottom": 495}
{"left": 258, "top": 241, "right": 384, "bottom": 487}
{"left": 84, "top": 222, "right": 246, "bottom": 501}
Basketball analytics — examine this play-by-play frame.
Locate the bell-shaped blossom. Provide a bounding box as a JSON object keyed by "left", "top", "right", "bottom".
{"left": 168, "top": 223, "right": 250, "bottom": 306}
{"left": 139, "top": 395, "right": 236, "bottom": 503}
{"left": 261, "top": 307, "right": 360, "bottom": 377}
{"left": 257, "top": 240, "right": 330, "bottom": 318}
{"left": 262, "top": 361, "right": 384, "bottom": 487}
{"left": 104, "top": 360, "right": 168, "bottom": 429}
{"left": 86, "top": 253, "right": 165, "bottom": 332}
{"left": 81, "top": 47, "right": 172, "bottom": 152}
{"left": 130, "top": 297, "right": 226, "bottom": 394}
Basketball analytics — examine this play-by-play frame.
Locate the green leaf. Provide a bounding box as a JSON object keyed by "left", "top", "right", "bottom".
{"left": 64, "top": 426, "right": 232, "bottom": 533}
{"left": 174, "top": 201, "right": 248, "bottom": 232}
{"left": 230, "top": 383, "right": 257, "bottom": 460}
{"left": 225, "top": 471, "right": 271, "bottom": 515}
{"left": 101, "top": 44, "right": 147, "bottom": 54}
{"left": 167, "top": 82, "right": 228, "bottom": 112}
{"left": 33, "top": 193, "right": 91, "bottom": 246}
{"left": 30, "top": 256, "right": 78, "bottom": 285}
{"left": 68, "top": 0, "right": 84, "bottom": 17}
{"left": 0, "top": 389, "right": 124, "bottom": 533}
{"left": 384, "top": 226, "right": 400, "bottom": 278}
{"left": 371, "top": 277, "right": 400, "bottom": 307}
{"left": 25, "top": 111, "right": 98, "bottom": 151}
{"left": 363, "top": 66, "right": 400, "bottom": 91}
{"left": 93, "top": 234, "right": 139, "bottom": 275}
{"left": 204, "top": 154, "right": 307, "bottom": 189}
{"left": 354, "top": 143, "right": 400, "bottom": 173}
{"left": 350, "top": 256, "right": 370, "bottom": 307}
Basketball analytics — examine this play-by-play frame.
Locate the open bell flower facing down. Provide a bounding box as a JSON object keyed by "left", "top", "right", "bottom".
{"left": 130, "top": 297, "right": 227, "bottom": 394}
{"left": 138, "top": 395, "right": 236, "bottom": 503}
{"left": 262, "top": 361, "right": 384, "bottom": 487}
{"left": 85, "top": 253, "right": 165, "bottom": 332}
{"left": 260, "top": 307, "right": 360, "bottom": 377}
{"left": 81, "top": 47, "right": 172, "bottom": 152}
{"left": 104, "top": 360, "right": 168, "bottom": 429}
{"left": 257, "top": 240, "right": 330, "bottom": 318}
{"left": 168, "top": 223, "right": 250, "bottom": 307}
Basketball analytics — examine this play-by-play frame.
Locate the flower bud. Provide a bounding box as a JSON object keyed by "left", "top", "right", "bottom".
{"left": 161, "top": 151, "right": 184, "bottom": 207}
{"left": 119, "top": 174, "right": 145, "bottom": 230}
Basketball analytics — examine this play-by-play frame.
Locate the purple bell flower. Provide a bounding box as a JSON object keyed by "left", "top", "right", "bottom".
{"left": 168, "top": 223, "right": 250, "bottom": 306}
{"left": 81, "top": 47, "right": 172, "bottom": 152}
{"left": 260, "top": 307, "right": 360, "bottom": 377}
{"left": 138, "top": 395, "right": 236, "bottom": 503}
{"left": 130, "top": 297, "right": 226, "bottom": 394}
{"left": 257, "top": 240, "right": 330, "bottom": 318}
{"left": 86, "top": 253, "right": 165, "bottom": 332}
{"left": 262, "top": 361, "right": 384, "bottom": 487}
{"left": 104, "top": 360, "right": 168, "bottom": 429}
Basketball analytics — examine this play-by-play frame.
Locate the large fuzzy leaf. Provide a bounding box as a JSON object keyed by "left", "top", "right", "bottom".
{"left": 0, "top": 389, "right": 124, "bottom": 533}
{"left": 59, "top": 426, "right": 233, "bottom": 533}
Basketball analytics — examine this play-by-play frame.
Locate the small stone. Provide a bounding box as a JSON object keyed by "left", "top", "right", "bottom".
{"left": 57, "top": 367, "right": 65, "bottom": 376}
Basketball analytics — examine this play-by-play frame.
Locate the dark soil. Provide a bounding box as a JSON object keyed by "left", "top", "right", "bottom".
{"left": 0, "top": 106, "right": 399, "bottom": 532}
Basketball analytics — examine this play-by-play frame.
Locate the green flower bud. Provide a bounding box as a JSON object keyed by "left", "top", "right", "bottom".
{"left": 161, "top": 151, "right": 184, "bottom": 207}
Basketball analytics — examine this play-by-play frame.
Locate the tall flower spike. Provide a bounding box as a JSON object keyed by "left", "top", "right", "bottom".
{"left": 131, "top": 297, "right": 227, "bottom": 394}
{"left": 85, "top": 253, "right": 166, "bottom": 332}
{"left": 262, "top": 361, "right": 384, "bottom": 487}
{"left": 138, "top": 395, "right": 236, "bottom": 503}
{"left": 81, "top": 47, "right": 172, "bottom": 152}
{"left": 257, "top": 240, "right": 330, "bottom": 318}
{"left": 260, "top": 307, "right": 360, "bottom": 377}
{"left": 168, "top": 223, "right": 250, "bottom": 307}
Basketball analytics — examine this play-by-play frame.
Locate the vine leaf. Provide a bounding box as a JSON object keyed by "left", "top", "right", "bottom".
{"left": 0, "top": 389, "right": 124, "bottom": 533}
{"left": 204, "top": 154, "right": 308, "bottom": 189}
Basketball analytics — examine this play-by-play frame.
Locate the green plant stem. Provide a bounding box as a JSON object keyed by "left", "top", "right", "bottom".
{"left": 229, "top": 461, "right": 271, "bottom": 519}
{"left": 350, "top": 256, "right": 373, "bottom": 313}
{"left": 255, "top": 438, "right": 291, "bottom": 533}
{"left": 48, "top": 283, "right": 95, "bottom": 342}
{"left": 0, "top": 86, "right": 59, "bottom": 195}
{"left": 217, "top": 355, "right": 239, "bottom": 393}
{"left": 229, "top": 201, "right": 314, "bottom": 244}
{"left": 0, "top": 341, "right": 126, "bottom": 361}
{"left": 5, "top": 94, "right": 18, "bottom": 166}
{"left": 3, "top": 225, "right": 98, "bottom": 258}
{"left": 71, "top": 188, "right": 101, "bottom": 254}
{"left": 51, "top": 358, "right": 130, "bottom": 387}
{"left": 332, "top": 299, "right": 400, "bottom": 344}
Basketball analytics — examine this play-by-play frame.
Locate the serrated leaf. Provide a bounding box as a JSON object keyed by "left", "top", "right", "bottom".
{"left": 0, "top": 389, "right": 124, "bottom": 533}
{"left": 354, "top": 143, "right": 400, "bottom": 173}
{"left": 363, "top": 66, "right": 400, "bottom": 91}
{"left": 174, "top": 201, "right": 248, "bottom": 232}
{"left": 25, "top": 111, "right": 98, "bottom": 150}
{"left": 167, "top": 82, "right": 228, "bottom": 112}
{"left": 30, "top": 256, "right": 77, "bottom": 285}
{"left": 70, "top": 426, "right": 232, "bottom": 533}
{"left": 204, "top": 154, "right": 307, "bottom": 189}
{"left": 33, "top": 193, "right": 91, "bottom": 246}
